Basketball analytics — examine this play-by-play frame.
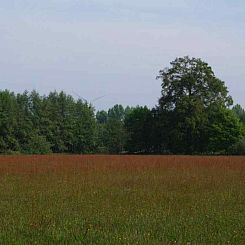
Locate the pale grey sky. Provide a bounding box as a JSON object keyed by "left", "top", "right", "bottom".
{"left": 1, "top": 0, "right": 245, "bottom": 110}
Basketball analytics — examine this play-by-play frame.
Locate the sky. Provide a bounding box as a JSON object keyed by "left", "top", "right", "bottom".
{"left": 0, "top": 0, "right": 245, "bottom": 110}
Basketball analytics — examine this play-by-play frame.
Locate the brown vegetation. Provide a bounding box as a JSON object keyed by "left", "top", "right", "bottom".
{"left": 0, "top": 155, "right": 244, "bottom": 244}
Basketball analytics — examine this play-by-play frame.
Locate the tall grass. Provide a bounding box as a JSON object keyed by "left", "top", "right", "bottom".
{"left": 0, "top": 155, "right": 244, "bottom": 244}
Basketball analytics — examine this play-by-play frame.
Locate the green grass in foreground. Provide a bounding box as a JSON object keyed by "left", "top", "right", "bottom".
{"left": 0, "top": 156, "right": 244, "bottom": 244}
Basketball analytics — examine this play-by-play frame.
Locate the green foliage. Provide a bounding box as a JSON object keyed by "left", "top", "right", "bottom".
{"left": 108, "top": 104, "right": 125, "bottom": 121}
{"left": 125, "top": 106, "right": 153, "bottom": 153}
{"left": 103, "top": 119, "right": 127, "bottom": 154}
{"left": 232, "top": 104, "right": 245, "bottom": 124}
{"left": 22, "top": 134, "right": 52, "bottom": 154}
{"left": 0, "top": 56, "right": 244, "bottom": 155}
{"left": 230, "top": 136, "right": 245, "bottom": 155}
{"left": 72, "top": 100, "right": 97, "bottom": 153}
{"left": 157, "top": 56, "right": 232, "bottom": 111}
{"left": 0, "top": 90, "right": 20, "bottom": 153}
{"left": 156, "top": 56, "right": 242, "bottom": 154}
{"left": 96, "top": 105, "right": 128, "bottom": 154}
{"left": 206, "top": 107, "right": 243, "bottom": 153}
{"left": 96, "top": 110, "right": 108, "bottom": 124}
{"left": 0, "top": 90, "right": 97, "bottom": 154}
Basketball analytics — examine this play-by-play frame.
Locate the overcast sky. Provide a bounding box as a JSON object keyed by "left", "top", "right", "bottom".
{"left": 1, "top": 0, "right": 245, "bottom": 110}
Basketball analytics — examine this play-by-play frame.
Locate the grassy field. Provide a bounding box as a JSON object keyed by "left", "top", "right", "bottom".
{"left": 0, "top": 155, "right": 244, "bottom": 244}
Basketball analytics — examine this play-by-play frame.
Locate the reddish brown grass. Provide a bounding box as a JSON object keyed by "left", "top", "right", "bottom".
{"left": 0, "top": 155, "right": 244, "bottom": 175}
{"left": 0, "top": 155, "right": 244, "bottom": 244}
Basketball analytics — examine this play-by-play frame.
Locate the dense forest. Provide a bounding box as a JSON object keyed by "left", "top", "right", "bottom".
{"left": 0, "top": 57, "right": 245, "bottom": 155}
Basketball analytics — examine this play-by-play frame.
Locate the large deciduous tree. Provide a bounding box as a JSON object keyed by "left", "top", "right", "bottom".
{"left": 157, "top": 56, "right": 242, "bottom": 154}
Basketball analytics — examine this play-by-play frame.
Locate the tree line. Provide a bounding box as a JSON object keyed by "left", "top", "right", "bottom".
{"left": 0, "top": 57, "right": 245, "bottom": 155}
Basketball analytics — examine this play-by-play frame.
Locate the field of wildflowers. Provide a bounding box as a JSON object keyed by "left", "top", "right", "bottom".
{"left": 0, "top": 155, "right": 244, "bottom": 244}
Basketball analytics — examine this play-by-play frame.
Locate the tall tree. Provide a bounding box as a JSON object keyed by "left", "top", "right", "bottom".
{"left": 103, "top": 118, "right": 127, "bottom": 154}
{"left": 125, "top": 106, "right": 153, "bottom": 153}
{"left": 232, "top": 104, "right": 245, "bottom": 125}
{"left": 157, "top": 56, "right": 241, "bottom": 154}
{"left": 15, "top": 91, "right": 35, "bottom": 152}
{"left": 96, "top": 105, "right": 127, "bottom": 154}
{"left": 72, "top": 100, "right": 97, "bottom": 153}
{"left": 0, "top": 90, "right": 19, "bottom": 153}
{"left": 96, "top": 110, "right": 108, "bottom": 124}
{"left": 108, "top": 104, "right": 125, "bottom": 121}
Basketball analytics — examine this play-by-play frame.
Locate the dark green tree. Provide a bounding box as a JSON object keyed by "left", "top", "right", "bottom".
{"left": 232, "top": 104, "right": 245, "bottom": 125}
{"left": 125, "top": 106, "right": 153, "bottom": 153}
{"left": 108, "top": 104, "right": 125, "bottom": 121}
{"left": 0, "top": 90, "right": 19, "bottom": 153}
{"left": 96, "top": 105, "right": 128, "bottom": 154}
{"left": 103, "top": 118, "right": 127, "bottom": 154}
{"left": 96, "top": 110, "right": 108, "bottom": 124}
{"left": 206, "top": 106, "right": 243, "bottom": 153}
{"left": 22, "top": 134, "right": 52, "bottom": 154}
{"left": 0, "top": 90, "right": 98, "bottom": 154}
{"left": 72, "top": 100, "right": 97, "bottom": 153}
{"left": 15, "top": 91, "right": 34, "bottom": 152}
{"left": 157, "top": 56, "right": 241, "bottom": 154}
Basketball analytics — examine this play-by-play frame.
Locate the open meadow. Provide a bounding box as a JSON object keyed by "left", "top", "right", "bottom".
{"left": 0, "top": 155, "right": 244, "bottom": 244}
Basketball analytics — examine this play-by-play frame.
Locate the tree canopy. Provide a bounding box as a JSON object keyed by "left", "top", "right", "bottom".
{"left": 156, "top": 56, "right": 242, "bottom": 154}
{"left": 0, "top": 56, "right": 244, "bottom": 155}
{"left": 0, "top": 90, "right": 97, "bottom": 154}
